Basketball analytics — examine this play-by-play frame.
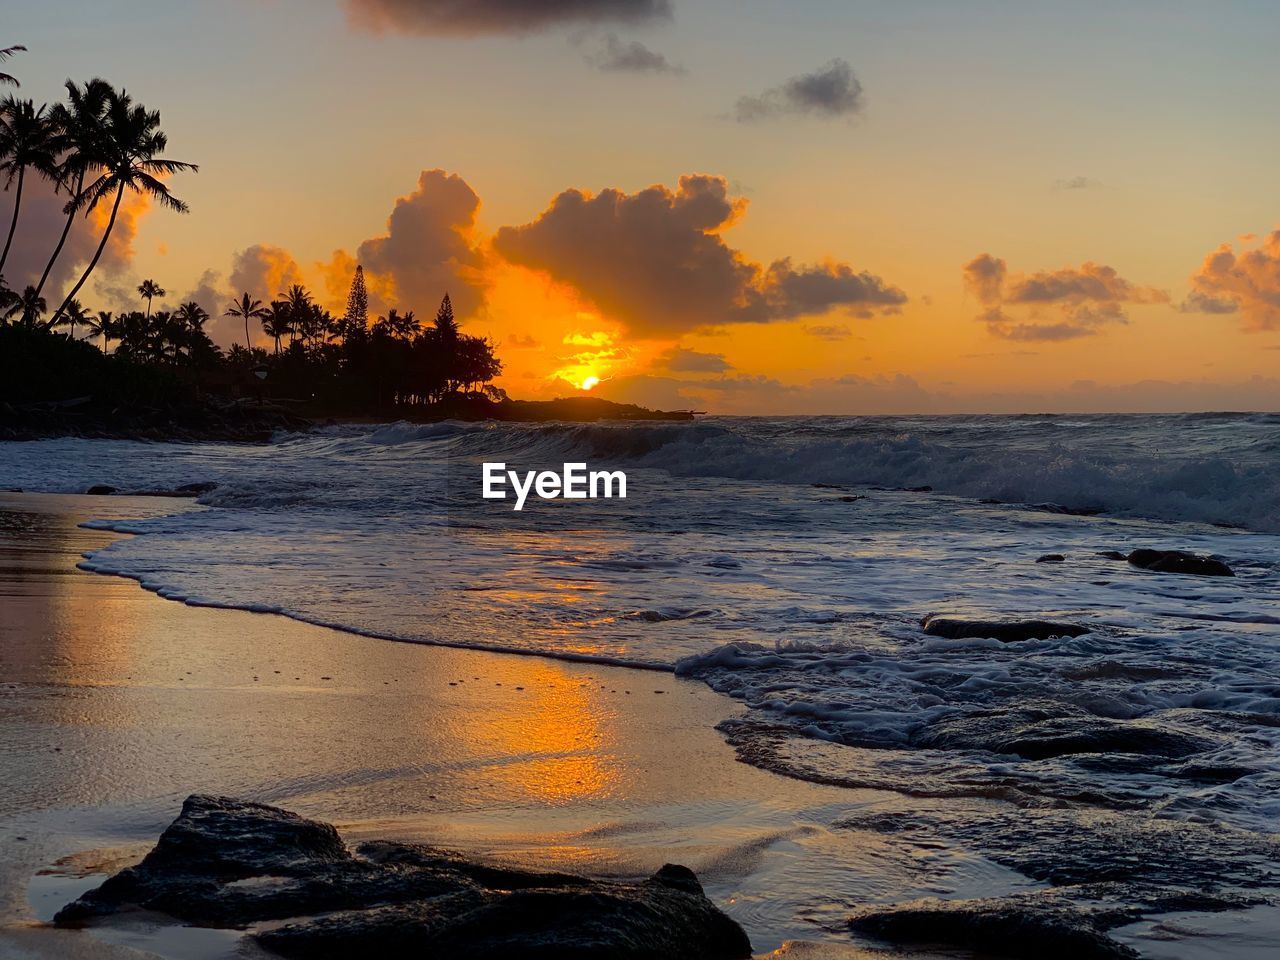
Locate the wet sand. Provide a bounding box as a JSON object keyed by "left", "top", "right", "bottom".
{"left": 0, "top": 493, "right": 900, "bottom": 959}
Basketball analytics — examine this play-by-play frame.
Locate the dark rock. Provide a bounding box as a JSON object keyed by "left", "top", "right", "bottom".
{"left": 849, "top": 894, "right": 1139, "bottom": 959}
{"left": 913, "top": 706, "right": 1214, "bottom": 761}
{"left": 1036, "top": 554, "right": 1065, "bottom": 563}
{"left": 1096, "top": 551, "right": 1127, "bottom": 561}
{"left": 1126, "top": 549, "right": 1233, "bottom": 577}
{"left": 837, "top": 495, "right": 862, "bottom": 503}
{"left": 85, "top": 485, "right": 117, "bottom": 496}
{"left": 55, "top": 796, "right": 750, "bottom": 960}
{"left": 921, "top": 614, "right": 1090, "bottom": 643}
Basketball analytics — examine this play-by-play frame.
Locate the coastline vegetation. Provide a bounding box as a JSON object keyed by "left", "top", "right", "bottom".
{"left": 0, "top": 42, "right": 566, "bottom": 436}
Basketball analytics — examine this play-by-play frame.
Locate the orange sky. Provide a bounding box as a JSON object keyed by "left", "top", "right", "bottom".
{"left": 6, "top": 1, "right": 1280, "bottom": 412}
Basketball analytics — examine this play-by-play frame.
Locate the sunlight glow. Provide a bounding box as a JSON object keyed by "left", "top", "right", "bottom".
{"left": 580, "top": 375, "right": 600, "bottom": 391}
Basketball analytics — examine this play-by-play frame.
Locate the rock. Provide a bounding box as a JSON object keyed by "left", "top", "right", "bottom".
{"left": 1096, "top": 551, "right": 1127, "bottom": 561}
{"left": 849, "top": 894, "right": 1139, "bottom": 960}
{"left": 1126, "top": 549, "right": 1233, "bottom": 577}
{"left": 921, "top": 615, "right": 1090, "bottom": 643}
{"left": 55, "top": 796, "right": 751, "bottom": 960}
{"left": 1036, "top": 554, "right": 1065, "bottom": 563}
{"left": 84, "top": 485, "right": 117, "bottom": 496}
{"left": 911, "top": 705, "right": 1214, "bottom": 761}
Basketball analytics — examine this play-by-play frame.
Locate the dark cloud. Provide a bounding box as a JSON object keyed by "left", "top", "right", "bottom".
{"left": 1183, "top": 232, "right": 1280, "bottom": 330}
{"left": 344, "top": 0, "right": 671, "bottom": 35}
{"left": 493, "top": 174, "right": 905, "bottom": 337}
{"left": 964, "top": 253, "right": 1166, "bottom": 342}
{"left": 0, "top": 177, "right": 143, "bottom": 301}
{"left": 508, "top": 333, "right": 541, "bottom": 348}
{"left": 357, "top": 169, "right": 487, "bottom": 318}
{"left": 586, "top": 34, "right": 683, "bottom": 73}
{"left": 656, "top": 346, "right": 732, "bottom": 372}
{"left": 735, "top": 59, "right": 863, "bottom": 122}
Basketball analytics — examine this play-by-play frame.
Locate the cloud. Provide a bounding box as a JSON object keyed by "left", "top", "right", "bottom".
{"left": 656, "top": 346, "right": 732, "bottom": 373}
{"left": 802, "top": 323, "right": 853, "bottom": 341}
{"left": 508, "top": 333, "right": 541, "bottom": 348}
{"left": 493, "top": 174, "right": 905, "bottom": 337}
{"left": 1183, "top": 231, "right": 1280, "bottom": 330}
{"left": 344, "top": 0, "right": 671, "bottom": 35}
{"left": 585, "top": 34, "right": 683, "bottom": 73}
{"left": 0, "top": 177, "right": 147, "bottom": 301}
{"left": 357, "top": 169, "right": 486, "bottom": 319}
{"left": 229, "top": 244, "right": 305, "bottom": 302}
{"left": 734, "top": 59, "right": 863, "bottom": 122}
{"left": 964, "top": 253, "right": 1167, "bottom": 341}
{"left": 1054, "top": 176, "right": 1101, "bottom": 190}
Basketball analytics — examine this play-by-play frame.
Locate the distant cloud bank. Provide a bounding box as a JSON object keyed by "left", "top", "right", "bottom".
{"left": 344, "top": 0, "right": 672, "bottom": 35}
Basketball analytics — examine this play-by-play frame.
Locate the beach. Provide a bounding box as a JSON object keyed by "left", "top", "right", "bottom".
{"left": 0, "top": 492, "right": 899, "bottom": 959}
{"left": 2, "top": 414, "right": 1280, "bottom": 959}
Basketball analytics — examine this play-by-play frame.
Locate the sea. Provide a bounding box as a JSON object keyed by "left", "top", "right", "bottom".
{"left": 4, "top": 412, "right": 1280, "bottom": 955}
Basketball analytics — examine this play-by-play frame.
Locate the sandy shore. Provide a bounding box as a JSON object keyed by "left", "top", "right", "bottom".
{"left": 0, "top": 493, "right": 901, "bottom": 959}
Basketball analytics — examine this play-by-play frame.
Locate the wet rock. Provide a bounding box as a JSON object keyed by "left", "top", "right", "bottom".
{"left": 1126, "top": 549, "right": 1233, "bottom": 577}
{"left": 912, "top": 705, "right": 1214, "bottom": 761}
{"left": 1096, "top": 551, "right": 1127, "bottom": 561}
{"left": 84, "top": 485, "right": 117, "bottom": 496}
{"left": 1036, "top": 554, "right": 1065, "bottom": 563}
{"left": 848, "top": 893, "right": 1139, "bottom": 959}
{"left": 55, "top": 796, "right": 750, "bottom": 960}
{"left": 921, "top": 615, "right": 1090, "bottom": 643}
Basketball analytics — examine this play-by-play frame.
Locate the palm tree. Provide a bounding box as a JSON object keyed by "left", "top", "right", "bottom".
{"left": 262, "top": 301, "right": 292, "bottom": 354}
{"left": 175, "top": 300, "right": 208, "bottom": 331}
{"left": 52, "top": 297, "right": 88, "bottom": 339}
{"left": 0, "top": 45, "right": 25, "bottom": 88}
{"left": 0, "top": 96, "right": 58, "bottom": 276}
{"left": 83, "top": 309, "right": 114, "bottom": 352}
{"left": 137, "top": 278, "right": 164, "bottom": 317}
{"left": 50, "top": 89, "right": 197, "bottom": 326}
{"left": 225, "top": 292, "right": 267, "bottom": 351}
{"left": 2, "top": 284, "right": 44, "bottom": 327}
{"left": 35, "top": 79, "right": 111, "bottom": 301}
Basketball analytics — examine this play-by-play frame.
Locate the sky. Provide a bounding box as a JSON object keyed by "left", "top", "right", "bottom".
{"left": 4, "top": 0, "right": 1280, "bottom": 413}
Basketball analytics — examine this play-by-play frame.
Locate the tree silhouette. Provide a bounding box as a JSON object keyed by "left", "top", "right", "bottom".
{"left": 36, "top": 79, "right": 110, "bottom": 301}
{"left": 224, "top": 292, "right": 267, "bottom": 352}
{"left": 137, "top": 278, "right": 164, "bottom": 318}
{"left": 2, "top": 284, "right": 44, "bottom": 327}
{"left": 51, "top": 88, "right": 197, "bottom": 325}
{"left": 83, "top": 309, "right": 113, "bottom": 352}
{"left": 434, "top": 292, "right": 458, "bottom": 339}
{"left": 0, "top": 97, "right": 58, "bottom": 276}
{"left": 262, "top": 301, "right": 291, "bottom": 355}
{"left": 52, "top": 297, "right": 87, "bottom": 339}
{"left": 342, "top": 265, "right": 368, "bottom": 343}
{"left": 0, "top": 45, "right": 25, "bottom": 88}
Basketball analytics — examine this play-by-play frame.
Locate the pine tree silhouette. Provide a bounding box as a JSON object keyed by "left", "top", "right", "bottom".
{"left": 343, "top": 265, "right": 369, "bottom": 342}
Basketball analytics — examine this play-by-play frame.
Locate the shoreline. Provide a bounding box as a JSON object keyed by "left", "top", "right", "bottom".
{"left": 0, "top": 492, "right": 893, "bottom": 959}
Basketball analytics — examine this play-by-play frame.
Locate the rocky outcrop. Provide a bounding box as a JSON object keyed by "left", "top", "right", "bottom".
{"left": 921, "top": 615, "right": 1090, "bottom": 643}
{"left": 54, "top": 796, "right": 751, "bottom": 960}
{"left": 849, "top": 893, "right": 1140, "bottom": 959}
{"left": 1126, "top": 549, "right": 1234, "bottom": 577}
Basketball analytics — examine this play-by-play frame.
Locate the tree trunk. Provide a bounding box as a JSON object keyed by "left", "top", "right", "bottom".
{"left": 244, "top": 315, "right": 250, "bottom": 352}
{"left": 0, "top": 165, "right": 26, "bottom": 276}
{"left": 34, "top": 170, "right": 84, "bottom": 299}
{"left": 50, "top": 183, "right": 124, "bottom": 327}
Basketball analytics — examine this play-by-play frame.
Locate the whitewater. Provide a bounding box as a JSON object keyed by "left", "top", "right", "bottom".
{"left": 5, "top": 413, "right": 1280, "bottom": 954}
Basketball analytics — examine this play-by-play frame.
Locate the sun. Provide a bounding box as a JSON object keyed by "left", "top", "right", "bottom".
{"left": 579, "top": 375, "right": 601, "bottom": 391}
